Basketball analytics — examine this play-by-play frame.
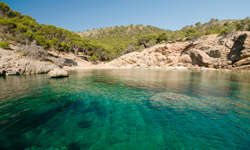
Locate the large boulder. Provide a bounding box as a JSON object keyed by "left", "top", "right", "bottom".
{"left": 179, "top": 54, "right": 192, "bottom": 63}
{"left": 233, "top": 57, "right": 250, "bottom": 67}
{"left": 48, "top": 68, "right": 69, "bottom": 78}
{"left": 190, "top": 50, "right": 215, "bottom": 67}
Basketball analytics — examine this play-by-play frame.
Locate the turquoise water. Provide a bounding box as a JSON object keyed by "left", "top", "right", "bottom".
{"left": 0, "top": 69, "right": 249, "bottom": 150}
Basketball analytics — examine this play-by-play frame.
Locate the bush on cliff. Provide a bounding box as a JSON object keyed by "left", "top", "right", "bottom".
{"left": 0, "top": 40, "right": 10, "bottom": 49}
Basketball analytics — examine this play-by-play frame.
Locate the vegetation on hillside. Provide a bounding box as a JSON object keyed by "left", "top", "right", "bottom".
{"left": 0, "top": 2, "right": 250, "bottom": 62}
{"left": 0, "top": 2, "right": 106, "bottom": 61}
{"left": 78, "top": 25, "right": 166, "bottom": 57}
{"left": 0, "top": 39, "right": 10, "bottom": 49}
{"left": 158, "top": 18, "right": 250, "bottom": 42}
{"left": 80, "top": 18, "right": 250, "bottom": 59}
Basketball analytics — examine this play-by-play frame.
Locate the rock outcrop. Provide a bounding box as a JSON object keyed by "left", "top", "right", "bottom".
{"left": 109, "top": 32, "right": 250, "bottom": 70}
{"left": 48, "top": 68, "right": 69, "bottom": 78}
{"left": 0, "top": 55, "right": 57, "bottom": 75}
{"left": 0, "top": 47, "right": 78, "bottom": 76}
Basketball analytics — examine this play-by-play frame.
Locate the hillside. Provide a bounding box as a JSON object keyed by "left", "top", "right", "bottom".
{"left": 79, "top": 18, "right": 250, "bottom": 61}
{"left": 0, "top": 2, "right": 250, "bottom": 64}
{"left": 109, "top": 31, "right": 250, "bottom": 70}
{"left": 78, "top": 25, "right": 166, "bottom": 57}
{"left": 0, "top": 2, "right": 107, "bottom": 61}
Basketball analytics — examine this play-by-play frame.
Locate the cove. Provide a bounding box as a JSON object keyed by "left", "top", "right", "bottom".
{"left": 0, "top": 69, "right": 249, "bottom": 150}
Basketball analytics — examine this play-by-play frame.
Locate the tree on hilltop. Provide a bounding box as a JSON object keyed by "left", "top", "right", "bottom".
{"left": 0, "top": 2, "right": 11, "bottom": 17}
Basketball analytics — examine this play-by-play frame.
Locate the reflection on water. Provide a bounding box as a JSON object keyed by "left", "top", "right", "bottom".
{"left": 0, "top": 69, "right": 249, "bottom": 150}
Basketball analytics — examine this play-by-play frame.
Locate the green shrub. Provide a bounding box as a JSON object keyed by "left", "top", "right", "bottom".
{"left": 89, "top": 53, "right": 100, "bottom": 62}
{"left": 0, "top": 40, "right": 10, "bottom": 49}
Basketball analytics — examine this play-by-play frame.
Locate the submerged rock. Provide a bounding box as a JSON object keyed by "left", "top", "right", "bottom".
{"left": 48, "top": 68, "right": 69, "bottom": 78}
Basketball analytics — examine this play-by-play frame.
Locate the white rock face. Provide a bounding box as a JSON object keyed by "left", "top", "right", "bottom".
{"left": 0, "top": 46, "right": 78, "bottom": 76}
{"left": 0, "top": 55, "right": 56, "bottom": 75}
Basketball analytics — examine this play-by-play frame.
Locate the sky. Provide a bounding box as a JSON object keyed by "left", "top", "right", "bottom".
{"left": 1, "top": 0, "right": 250, "bottom": 32}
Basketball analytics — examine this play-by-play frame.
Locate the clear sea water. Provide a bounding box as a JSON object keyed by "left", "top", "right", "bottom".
{"left": 0, "top": 69, "right": 249, "bottom": 150}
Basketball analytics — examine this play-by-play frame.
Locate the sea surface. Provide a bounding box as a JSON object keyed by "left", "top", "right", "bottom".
{"left": 0, "top": 69, "right": 249, "bottom": 150}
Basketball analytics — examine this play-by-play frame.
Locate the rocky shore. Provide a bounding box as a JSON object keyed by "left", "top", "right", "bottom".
{"left": 0, "top": 49, "right": 55, "bottom": 76}
{"left": 0, "top": 46, "right": 78, "bottom": 76}
{"left": 109, "top": 32, "right": 250, "bottom": 71}
{"left": 0, "top": 31, "right": 249, "bottom": 77}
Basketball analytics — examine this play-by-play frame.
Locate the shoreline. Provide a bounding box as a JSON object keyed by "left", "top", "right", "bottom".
{"left": 1, "top": 47, "right": 250, "bottom": 77}
{"left": 63, "top": 65, "right": 250, "bottom": 72}
{"left": 1, "top": 64, "right": 249, "bottom": 77}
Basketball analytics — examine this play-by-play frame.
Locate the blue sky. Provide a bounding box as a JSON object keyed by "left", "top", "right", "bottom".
{"left": 2, "top": 0, "right": 250, "bottom": 31}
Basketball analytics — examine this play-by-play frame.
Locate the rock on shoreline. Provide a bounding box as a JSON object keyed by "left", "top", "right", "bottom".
{"left": 48, "top": 68, "right": 69, "bottom": 78}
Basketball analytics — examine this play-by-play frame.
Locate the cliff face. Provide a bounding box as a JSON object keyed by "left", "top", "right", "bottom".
{"left": 109, "top": 32, "right": 250, "bottom": 70}
{"left": 0, "top": 48, "right": 57, "bottom": 76}
{"left": 0, "top": 47, "right": 78, "bottom": 76}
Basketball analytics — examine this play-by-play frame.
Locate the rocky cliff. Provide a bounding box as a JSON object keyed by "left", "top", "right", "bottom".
{"left": 0, "top": 48, "right": 57, "bottom": 76}
{"left": 0, "top": 46, "right": 78, "bottom": 76}
{"left": 109, "top": 32, "right": 250, "bottom": 70}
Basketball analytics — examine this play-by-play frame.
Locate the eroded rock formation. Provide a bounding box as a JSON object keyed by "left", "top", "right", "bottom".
{"left": 109, "top": 32, "right": 250, "bottom": 70}
{"left": 0, "top": 48, "right": 78, "bottom": 76}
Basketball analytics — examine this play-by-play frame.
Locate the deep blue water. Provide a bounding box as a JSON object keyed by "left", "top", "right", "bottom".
{"left": 0, "top": 69, "right": 249, "bottom": 150}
